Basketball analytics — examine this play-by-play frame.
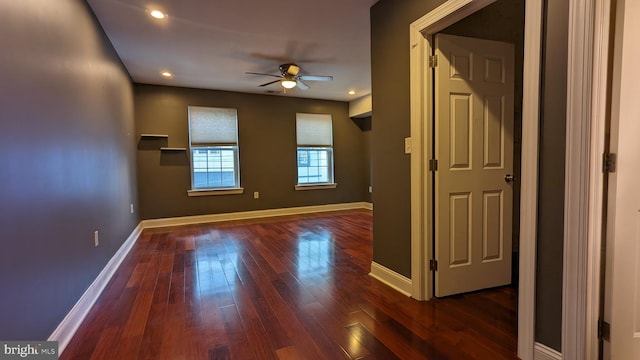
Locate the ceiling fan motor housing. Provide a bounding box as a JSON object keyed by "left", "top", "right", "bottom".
{"left": 280, "top": 63, "right": 300, "bottom": 76}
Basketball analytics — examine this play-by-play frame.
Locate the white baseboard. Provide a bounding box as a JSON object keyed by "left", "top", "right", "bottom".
{"left": 142, "top": 202, "right": 372, "bottom": 228}
{"left": 49, "top": 223, "right": 143, "bottom": 354}
{"left": 369, "top": 261, "right": 412, "bottom": 297}
{"left": 534, "top": 342, "right": 562, "bottom": 360}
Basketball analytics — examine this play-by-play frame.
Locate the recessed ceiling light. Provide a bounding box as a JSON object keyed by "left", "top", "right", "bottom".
{"left": 348, "top": 90, "right": 356, "bottom": 95}
{"left": 149, "top": 9, "right": 167, "bottom": 19}
{"left": 161, "top": 71, "right": 173, "bottom": 78}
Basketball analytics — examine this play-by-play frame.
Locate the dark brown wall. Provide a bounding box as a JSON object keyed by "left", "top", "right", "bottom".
{"left": 370, "top": 0, "right": 447, "bottom": 278}
{"left": 352, "top": 116, "right": 373, "bottom": 203}
{"left": 0, "top": 0, "right": 137, "bottom": 339}
{"left": 535, "top": 0, "right": 568, "bottom": 351}
{"left": 135, "top": 84, "right": 370, "bottom": 219}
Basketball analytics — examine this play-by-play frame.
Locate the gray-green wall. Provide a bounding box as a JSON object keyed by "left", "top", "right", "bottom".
{"left": 535, "top": 0, "right": 568, "bottom": 351}
{"left": 371, "top": 0, "right": 447, "bottom": 279}
{"left": 135, "top": 84, "right": 370, "bottom": 220}
{"left": 0, "top": 0, "right": 138, "bottom": 339}
{"left": 371, "top": 0, "right": 566, "bottom": 351}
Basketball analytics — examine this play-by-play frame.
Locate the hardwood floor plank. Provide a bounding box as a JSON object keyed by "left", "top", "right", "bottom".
{"left": 208, "top": 345, "right": 231, "bottom": 360}
{"left": 275, "top": 346, "right": 304, "bottom": 360}
{"left": 61, "top": 210, "right": 518, "bottom": 360}
{"left": 121, "top": 290, "right": 153, "bottom": 338}
{"left": 88, "top": 327, "right": 121, "bottom": 360}
{"left": 345, "top": 323, "right": 399, "bottom": 360}
{"left": 304, "top": 301, "right": 370, "bottom": 359}
{"left": 111, "top": 334, "right": 143, "bottom": 359}
{"left": 138, "top": 300, "right": 167, "bottom": 360}
{"left": 218, "top": 304, "right": 255, "bottom": 359}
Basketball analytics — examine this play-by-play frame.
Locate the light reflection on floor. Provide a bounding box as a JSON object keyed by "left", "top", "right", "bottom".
{"left": 296, "top": 228, "right": 334, "bottom": 279}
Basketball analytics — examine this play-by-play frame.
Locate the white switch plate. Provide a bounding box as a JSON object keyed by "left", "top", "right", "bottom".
{"left": 130, "top": 203, "right": 134, "bottom": 214}
{"left": 94, "top": 231, "right": 99, "bottom": 247}
{"left": 404, "top": 137, "right": 412, "bottom": 154}
{"left": 253, "top": 191, "right": 259, "bottom": 199}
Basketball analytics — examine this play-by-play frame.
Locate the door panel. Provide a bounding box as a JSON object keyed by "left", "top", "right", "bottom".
{"left": 483, "top": 190, "right": 503, "bottom": 262}
{"left": 484, "top": 97, "right": 504, "bottom": 168}
{"left": 434, "top": 34, "right": 514, "bottom": 297}
{"left": 450, "top": 94, "right": 472, "bottom": 169}
{"left": 450, "top": 192, "right": 472, "bottom": 267}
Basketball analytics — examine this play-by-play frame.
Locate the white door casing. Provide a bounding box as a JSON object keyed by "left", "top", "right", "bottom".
{"left": 604, "top": 0, "right": 640, "bottom": 357}
{"left": 434, "top": 34, "right": 514, "bottom": 297}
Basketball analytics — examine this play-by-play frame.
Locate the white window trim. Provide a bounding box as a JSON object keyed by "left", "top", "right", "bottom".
{"left": 187, "top": 187, "right": 244, "bottom": 197}
{"left": 294, "top": 183, "right": 337, "bottom": 191}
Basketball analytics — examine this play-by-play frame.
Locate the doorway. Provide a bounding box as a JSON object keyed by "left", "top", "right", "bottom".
{"left": 409, "top": 0, "right": 542, "bottom": 358}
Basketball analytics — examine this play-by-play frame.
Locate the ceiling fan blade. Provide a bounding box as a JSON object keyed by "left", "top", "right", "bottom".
{"left": 298, "top": 75, "right": 333, "bottom": 82}
{"left": 258, "top": 79, "right": 281, "bottom": 87}
{"left": 296, "top": 80, "right": 310, "bottom": 90}
{"left": 245, "top": 72, "right": 282, "bottom": 78}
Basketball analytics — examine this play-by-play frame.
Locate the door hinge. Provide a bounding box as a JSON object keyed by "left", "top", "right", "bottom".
{"left": 429, "top": 55, "right": 438, "bottom": 68}
{"left": 598, "top": 319, "right": 611, "bottom": 341}
{"left": 603, "top": 153, "right": 617, "bottom": 173}
{"left": 428, "top": 159, "right": 438, "bottom": 171}
{"left": 429, "top": 259, "right": 438, "bottom": 271}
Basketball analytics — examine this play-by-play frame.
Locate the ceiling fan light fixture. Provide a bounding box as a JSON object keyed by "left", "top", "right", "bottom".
{"left": 281, "top": 79, "right": 297, "bottom": 89}
{"left": 149, "top": 9, "right": 167, "bottom": 19}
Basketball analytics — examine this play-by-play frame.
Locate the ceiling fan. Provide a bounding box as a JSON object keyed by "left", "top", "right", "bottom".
{"left": 246, "top": 63, "right": 333, "bottom": 90}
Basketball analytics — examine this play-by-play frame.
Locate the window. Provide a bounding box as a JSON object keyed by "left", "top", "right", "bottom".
{"left": 296, "top": 113, "right": 335, "bottom": 188}
{"left": 188, "top": 106, "right": 241, "bottom": 193}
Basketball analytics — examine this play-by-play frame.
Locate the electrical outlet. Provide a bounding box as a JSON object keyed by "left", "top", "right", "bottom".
{"left": 253, "top": 191, "right": 259, "bottom": 199}
{"left": 94, "top": 231, "right": 99, "bottom": 247}
{"left": 130, "top": 203, "right": 134, "bottom": 214}
{"left": 404, "top": 137, "right": 412, "bottom": 154}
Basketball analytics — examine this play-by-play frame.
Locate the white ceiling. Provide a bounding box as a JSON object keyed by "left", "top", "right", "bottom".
{"left": 87, "top": 0, "right": 377, "bottom": 102}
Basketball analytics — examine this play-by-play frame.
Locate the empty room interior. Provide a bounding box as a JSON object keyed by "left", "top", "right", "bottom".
{"left": 4, "top": 0, "right": 629, "bottom": 359}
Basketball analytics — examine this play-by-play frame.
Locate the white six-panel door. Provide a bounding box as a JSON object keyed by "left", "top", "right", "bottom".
{"left": 434, "top": 34, "right": 515, "bottom": 297}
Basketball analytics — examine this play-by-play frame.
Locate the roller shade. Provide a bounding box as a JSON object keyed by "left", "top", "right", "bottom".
{"left": 189, "top": 106, "right": 238, "bottom": 146}
{"left": 296, "top": 113, "right": 332, "bottom": 146}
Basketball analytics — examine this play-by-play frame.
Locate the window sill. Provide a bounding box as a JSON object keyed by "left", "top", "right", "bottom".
{"left": 294, "top": 183, "right": 338, "bottom": 191}
{"left": 187, "top": 188, "right": 244, "bottom": 197}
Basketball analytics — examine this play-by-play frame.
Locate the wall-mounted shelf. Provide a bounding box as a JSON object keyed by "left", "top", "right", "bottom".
{"left": 160, "top": 147, "right": 187, "bottom": 152}
{"left": 140, "top": 133, "right": 169, "bottom": 139}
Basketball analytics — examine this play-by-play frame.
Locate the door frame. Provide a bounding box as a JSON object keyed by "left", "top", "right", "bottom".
{"left": 563, "top": 0, "right": 611, "bottom": 359}
{"left": 408, "top": 0, "right": 540, "bottom": 358}
{"left": 409, "top": 0, "right": 543, "bottom": 360}
{"left": 409, "top": 0, "right": 611, "bottom": 359}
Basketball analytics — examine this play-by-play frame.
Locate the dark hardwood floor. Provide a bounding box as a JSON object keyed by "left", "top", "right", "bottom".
{"left": 61, "top": 209, "right": 518, "bottom": 359}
